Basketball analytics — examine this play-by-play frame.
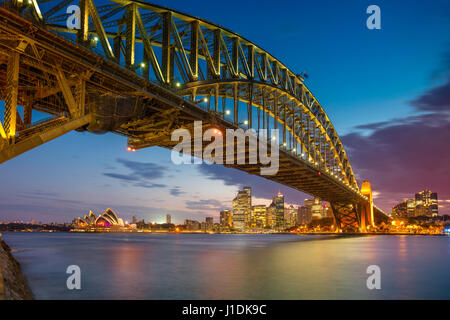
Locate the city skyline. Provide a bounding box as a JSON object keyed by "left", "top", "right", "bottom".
{"left": 0, "top": 0, "right": 449, "bottom": 224}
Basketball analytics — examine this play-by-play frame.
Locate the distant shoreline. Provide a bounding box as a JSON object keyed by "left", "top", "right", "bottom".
{"left": 1, "top": 230, "right": 446, "bottom": 237}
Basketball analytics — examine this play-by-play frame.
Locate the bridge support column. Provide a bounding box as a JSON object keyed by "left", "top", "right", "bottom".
{"left": 330, "top": 202, "right": 360, "bottom": 233}
{"left": 360, "top": 180, "right": 375, "bottom": 230}
{"left": 4, "top": 51, "right": 20, "bottom": 144}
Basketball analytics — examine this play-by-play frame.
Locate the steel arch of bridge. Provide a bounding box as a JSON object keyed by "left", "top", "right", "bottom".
{"left": 17, "top": 0, "right": 358, "bottom": 189}
{"left": 0, "top": 0, "right": 389, "bottom": 229}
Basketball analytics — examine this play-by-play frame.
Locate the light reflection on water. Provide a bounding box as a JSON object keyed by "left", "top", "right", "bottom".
{"left": 2, "top": 233, "right": 449, "bottom": 300}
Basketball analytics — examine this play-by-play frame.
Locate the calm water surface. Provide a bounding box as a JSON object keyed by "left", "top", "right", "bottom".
{"left": 2, "top": 233, "right": 449, "bottom": 299}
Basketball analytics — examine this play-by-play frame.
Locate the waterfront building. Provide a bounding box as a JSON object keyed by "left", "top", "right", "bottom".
{"left": 415, "top": 189, "right": 438, "bottom": 217}
{"left": 220, "top": 210, "right": 233, "bottom": 229}
{"left": 74, "top": 208, "right": 126, "bottom": 231}
{"left": 166, "top": 214, "right": 172, "bottom": 224}
{"left": 305, "top": 198, "right": 323, "bottom": 220}
{"left": 392, "top": 201, "right": 408, "bottom": 218}
{"left": 206, "top": 217, "right": 214, "bottom": 230}
{"left": 285, "top": 205, "right": 297, "bottom": 228}
{"left": 297, "top": 205, "right": 312, "bottom": 225}
{"left": 267, "top": 203, "right": 276, "bottom": 228}
{"left": 132, "top": 216, "right": 138, "bottom": 224}
{"left": 184, "top": 219, "right": 201, "bottom": 231}
{"left": 252, "top": 205, "right": 267, "bottom": 228}
{"left": 232, "top": 187, "right": 252, "bottom": 231}
{"left": 272, "top": 191, "right": 285, "bottom": 229}
{"left": 392, "top": 190, "right": 438, "bottom": 218}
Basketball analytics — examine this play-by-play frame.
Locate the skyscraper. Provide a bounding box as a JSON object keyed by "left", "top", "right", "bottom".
{"left": 267, "top": 202, "right": 276, "bottom": 229}
{"left": 305, "top": 197, "right": 322, "bottom": 220}
{"left": 166, "top": 214, "right": 172, "bottom": 224}
{"left": 297, "top": 205, "right": 312, "bottom": 225}
{"left": 252, "top": 205, "right": 267, "bottom": 228}
{"left": 285, "top": 205, "right": 297, "bottom": 228}
{"left": 232, "top": 187, "right": 251, "bottom": 231}
{"left": 205, "top": 217, "right": 214, "bottom": 230}
{"left": 415, "top": 189, "right": 438, "bottom": 217}
{"left": 220, "top": 210, "right": 233, "bottom": 229}
{"left": 272, "top": 191, "right": 285, "bottom": 229}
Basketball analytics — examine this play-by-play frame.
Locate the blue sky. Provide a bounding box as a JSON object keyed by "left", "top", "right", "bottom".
{"left": 1, "top": 0, "right": 449, "bottom": 223}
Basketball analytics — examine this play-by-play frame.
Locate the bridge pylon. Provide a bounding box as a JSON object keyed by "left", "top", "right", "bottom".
{"left": 359, "top": 180, "right": 375, "bottom": 232}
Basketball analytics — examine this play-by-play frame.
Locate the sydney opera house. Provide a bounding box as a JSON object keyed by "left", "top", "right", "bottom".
{"left": 73, "top": 208, "right": 132, "bottom": 232}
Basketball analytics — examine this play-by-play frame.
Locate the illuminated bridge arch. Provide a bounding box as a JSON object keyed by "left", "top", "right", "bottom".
{"left": 0, "top": 0, "right": 389, "bottom": 230}
{"left": 21, "top": 0, "right": 356, "bottom": 188}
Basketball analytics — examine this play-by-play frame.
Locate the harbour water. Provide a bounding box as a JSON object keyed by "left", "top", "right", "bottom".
{"left": 2, "top": 232, "right": 449, "bottom": 300}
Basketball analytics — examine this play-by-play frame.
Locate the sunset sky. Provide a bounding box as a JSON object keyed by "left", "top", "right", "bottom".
{"left": 0, "top": 0, "right": 449, "bottom": 224}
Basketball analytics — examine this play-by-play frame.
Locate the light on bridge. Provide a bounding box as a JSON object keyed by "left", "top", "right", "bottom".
{"left": 243, "top": 120, "right": 248, "bottom": 125}
{"left": 175, "top": 82, "right": 181, "bottom": 88}
{"left": 127, "top": 146, "right": 136, "bottom": 152}
{"left": 225, "top": 110, "right": 231, "bottom": 115}
{"left": 212, "top": 128, "right": 222, "bottom": 136}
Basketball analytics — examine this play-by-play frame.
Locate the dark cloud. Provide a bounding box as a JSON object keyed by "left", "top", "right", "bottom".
{"left": 411, "top": 77, "right": 450, "bottom": 113}
{"left": 116, "top": 158, "right": 167, "bottom": 180}
{"left": 198, "top": 164, "right": 309, "bottom": 204}
{"left": 343, "top": 75, "right": 450, "bottom": 213}
{"left": 170, "top": 187, "right": 185, "bottom": 197}
{"left": 103, "top": 158, "right": 168, "bottom": 189}
{"left": 103, "top": 173, "right": 139, "bottom": 182}
{"left": 355, "top": 121, "right": 390, "bottom": 131}
{"left": 185, "top": 199, "right": 227, "bottom": 212}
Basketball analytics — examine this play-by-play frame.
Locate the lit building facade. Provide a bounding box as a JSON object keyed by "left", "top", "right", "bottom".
{"left": 305, "top": 198, "right": 323, "bottom": 220}
{"left": 297, "top": 205, "right": 312, "bottom": 225}
{"left": 252, "top": 205, "right": 267, "bottom": 228}
{"left": 267, "top": 203, "right": 276, "bottom": 228}
{"left": 232, "top": 187, "right": 252, "bottom": 231}
{"left": 74, "top": 208, "right": 127, "bottom": 231}
{"left": 205, "top": 217, "right": 214, "bottom": 230}
{"left": 272, "top": 191, "right": 285, "bottom": 229}
{"left": 220, "top": 210, "right": 233, "bottom": 229}
{"left": 285, "top": 205, "right": 297, "bottom": 228}
{"left": 392, "top": 189, "right": 439, "bottom": 218}
{"left": 415, "top": 189, "right": 438, "bottom": 217}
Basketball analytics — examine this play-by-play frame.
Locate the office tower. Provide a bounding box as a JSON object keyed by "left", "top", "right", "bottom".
{"left": 233, "top": 187, "right": 251, "bottom": 231}
{"left": 132, "top": 216, "right": 138, "bottom": 224}
{"left": 166, "top": 214, "right": 172, "bottom": 224}
{"left": 252, "top": 205, "right": 267, "bottom": 228}
{"left": 184, "top": 220, "right": 201, "bottom": 231}
{"left": 305, "top": 197, "right": 322, "bottom": 220}
{"left": 220, "top": 210, "right": 233, "bottom": 229}
{"left": 285, "top": 205, "right": 297, "bottom": 228}
{"left": 272, "top": 191, "right": 285, "bottom": 229}
{"left": 415, "top": 189, "right": 438, "bottom": 217}
{"left": 297, "top": 205, "right": 312, "bottom": 225}
{"left": 267, "top": 203, "right": 276, "bottom": 228}
{"left": 205, "top": 217, "right": 214, "bottom": 230}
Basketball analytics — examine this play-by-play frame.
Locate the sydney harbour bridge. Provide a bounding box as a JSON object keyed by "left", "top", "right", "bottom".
{"left": 0, "top": 0, "right": 388, "bottom": 232}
